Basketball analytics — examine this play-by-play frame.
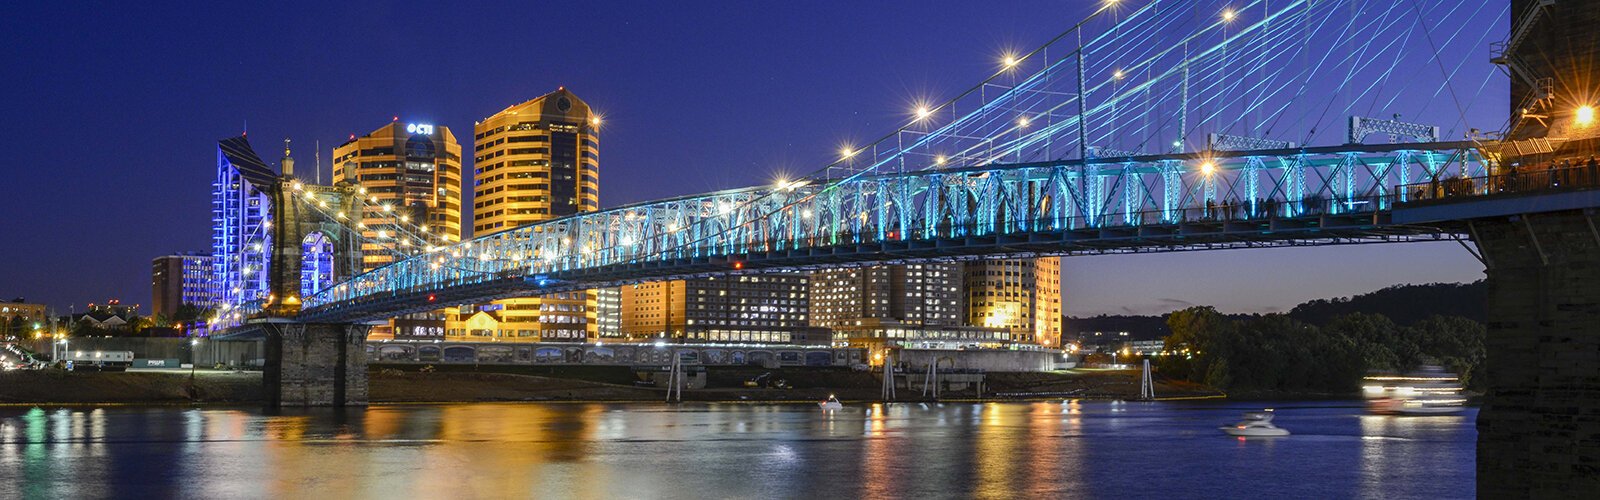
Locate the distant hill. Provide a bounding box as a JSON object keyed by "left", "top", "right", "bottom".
{"left": 1285, "top": 281, "right": 1486, "bottom": 326}
{"left": 1062, "top": 315, "right": 1172, "bottom": 341}
{"left": 1065, "top": 281, "right": 1487, "bottom": 340}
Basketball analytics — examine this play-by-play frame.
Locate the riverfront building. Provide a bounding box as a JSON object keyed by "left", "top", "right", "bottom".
{"left": 964, "top": 258, "right": 1062, "bottom": 346}
{"left": 445, "top": 89, "right": 601, "bottom": 342}
{"left": 619, "top": 275, "right": 812, "bottom": 344}
{"left": 151, "top": 252, "right": 216, "bottom": 318}
{"left": 808, "top": 264, "right": 964, "bottom": 328}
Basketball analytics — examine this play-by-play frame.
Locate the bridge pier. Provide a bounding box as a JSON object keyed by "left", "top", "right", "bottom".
{"left": 1473, "top": 210, "right": 1600, "bottom": 497}
{"left": 261, "top": 322, "right": 371, "bottom": 407}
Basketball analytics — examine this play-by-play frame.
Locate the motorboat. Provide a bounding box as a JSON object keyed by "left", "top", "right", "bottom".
{"left": 1220, "top": 410, "right": 1290, "bottom": 437}
{"left": 819, "top": 395, "right": 843, "bottom": 411}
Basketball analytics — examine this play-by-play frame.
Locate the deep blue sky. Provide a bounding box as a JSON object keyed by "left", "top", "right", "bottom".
{"left": 0, "top": 1, "right": 1494, "bottom": 316}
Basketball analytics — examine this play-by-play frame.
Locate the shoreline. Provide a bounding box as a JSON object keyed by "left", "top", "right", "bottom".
{"left": 0, "top": 365, "right": 1237, "bottom": 407}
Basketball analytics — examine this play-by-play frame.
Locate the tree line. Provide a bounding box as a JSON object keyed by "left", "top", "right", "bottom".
{"left": 1156, "top": 307, "right": 1486, "bottom": 393}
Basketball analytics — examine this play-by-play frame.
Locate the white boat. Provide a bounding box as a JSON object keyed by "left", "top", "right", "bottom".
{"left": 819, "top": 395, "right": 843, "bottom": 411}
{"left": 1220, "top": 410, "right": 1290, "bottom": 437}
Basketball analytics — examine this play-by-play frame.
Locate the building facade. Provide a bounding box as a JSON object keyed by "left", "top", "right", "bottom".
{"left": 151, "top": 252, "right": 216, "bottom": 318}
{"left": 333, "top": 120, "right": 464, "bottom": 270}
{"left": 596, "top": 287, "right": 622, "bottom": 339}
{"left": 333, "top": 120, "right": 463, "bottom": 341}
{"left": 808, "top": 263, "right": 963, "bottom": 329}
{"left": 0, "top": 301, "right": 48, "bottom": 328}
{"left": 446, "top": 89, "right": 601, "bottom": 342}
{"left": 964, "top": 257, "right": 1062, "bottom": 346}
{"left": 211, "top": 135, "right": 277, "bottom": 312}
{"left": 620, "top": 275, "right": 812, "bottom": 344}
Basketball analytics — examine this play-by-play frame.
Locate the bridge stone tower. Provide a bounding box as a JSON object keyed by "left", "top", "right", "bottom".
{"left": 257, "top": 141, "right": 372, "bottom": 407}
{"left": 1474, "top": 1, "right": 1600, "bottom": 495}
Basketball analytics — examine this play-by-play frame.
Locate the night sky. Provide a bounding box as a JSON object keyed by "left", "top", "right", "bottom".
{"left": 0, "top": 1, "right": 1499, "bottom": 316}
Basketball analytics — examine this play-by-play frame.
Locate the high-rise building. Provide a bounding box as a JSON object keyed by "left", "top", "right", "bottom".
{"left": 334, "top": 120, "right": 463, "bottom": 341}
{"left": 212, "top": 135, "right": 276, "bottom": 314}
{"left": 333, "top": 120, "right": 463, "bottom": 270}
{"left": 151, "top": 252, "right": 217, "bottom": 319}
{"left": 964, "top": 257, "right": 1062, "bottom": 346}
{"left": 809, "top": 263, "right": 963, "bottom": 328}
{"left": 620, "top": 275, "right": 812, "bottom": 344}
{"left": 449, "top": 88, "right": 601, "bottom": 342}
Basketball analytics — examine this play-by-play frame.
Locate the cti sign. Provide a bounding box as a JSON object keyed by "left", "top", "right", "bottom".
{"left": 406, "top": 123, "right": 435, "bottom": 135}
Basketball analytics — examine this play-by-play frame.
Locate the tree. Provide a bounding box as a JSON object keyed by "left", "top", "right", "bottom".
{"left": 1405, "top": 315, "right": 1487, "bottom": 390}
{"left": 1159, "top": 306, "right": 1234, "bottom": 387}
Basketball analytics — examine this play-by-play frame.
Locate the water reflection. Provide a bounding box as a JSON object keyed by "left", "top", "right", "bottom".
{"left": 0, "top": 401, "right": 1475, "bottom": 498}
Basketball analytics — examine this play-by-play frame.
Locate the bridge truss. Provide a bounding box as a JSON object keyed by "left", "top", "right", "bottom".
{"left": 212, "top": 0, "right": 1508, "bottom": 325}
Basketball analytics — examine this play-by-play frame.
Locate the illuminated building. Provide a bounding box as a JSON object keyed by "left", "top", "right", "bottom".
{"left": 334, "top": 120, "right": 463, "bottom": 340}
{"left": 596, "top": 287, "right": 622, "bottom": 339}
{"left": 212, "top": 135, "right": 276, "bottom": 312}
{"left": 447, "top": 89, "right": 600, "bottom": 342}
{"left": 808, "top": 263, "right": 963, "bottom": 328}
{"left": 333, "top": 120, "right": 463, "bottom": 270}
{"left": 151, "top": 252, "right": 217, "bottom": 318}
{"left": 620, "top": 275, "right": 812, "bottom": 344}
{"left": 964, "top": 257, "right": 1062, "bottom": 345}
{"left": 0, "top": 300, "right": 48, "bottom": 326}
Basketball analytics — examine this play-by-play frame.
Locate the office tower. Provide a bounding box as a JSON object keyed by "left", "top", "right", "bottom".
{"left": 333, "top": 120, "right": 463, "bottom": 270}
{"left": 452, "top": 88, "right": 600, "bottom": 341}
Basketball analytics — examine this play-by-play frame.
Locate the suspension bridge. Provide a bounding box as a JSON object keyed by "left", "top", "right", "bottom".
{"left": 216, "top": 0, "right": 1517, "bottom": 327}
{"left": 205, "top": 1, "right": 1600, "bottom": 494}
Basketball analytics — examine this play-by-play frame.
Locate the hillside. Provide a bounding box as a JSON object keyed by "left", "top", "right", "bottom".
{"left": 1285, "top": 281, "right": 1486, "bottom": 326}
{"left": 1066, "top": 281, "right": 1487, "bottom": 339}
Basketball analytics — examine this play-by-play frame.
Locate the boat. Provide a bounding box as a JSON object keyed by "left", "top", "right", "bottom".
{"left": 1363, "top": 365, "right": 1466, "bottom": 416}
{"left": 1219, "top": 410, "right": 1290, "bottom": 437}
{"left": 819, "top": 395, "right": 843, "bottom": 411}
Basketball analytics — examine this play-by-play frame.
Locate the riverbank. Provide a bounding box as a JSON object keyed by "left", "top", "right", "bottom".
{"left": 0, "top": 370, "right": 262, "bottom": 405}
{"left": 0, "top": 365, "right": 1225, "bottom": 405}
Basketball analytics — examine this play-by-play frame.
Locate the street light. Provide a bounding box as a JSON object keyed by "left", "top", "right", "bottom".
{"left": 189, "top": 338, "right": 201, "bottom": 381}
{"left": 1577, "top": 105, "right": 1596, "bottom": 127}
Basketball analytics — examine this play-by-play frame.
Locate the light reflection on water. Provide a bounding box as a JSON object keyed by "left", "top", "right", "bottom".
{"left": 0, "top": 401, "right": 1474, "bottom": 499}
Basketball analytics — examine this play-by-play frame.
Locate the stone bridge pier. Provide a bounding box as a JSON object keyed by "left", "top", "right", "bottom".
{"left": 261, "top": 322, "right": 372, "bottom": 407}
{"left": 1473, "top": 209, "right": 1600, "bottom": 497}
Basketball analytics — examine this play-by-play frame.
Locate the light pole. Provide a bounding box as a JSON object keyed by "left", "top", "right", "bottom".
{"left": 189, "top": 338, "right": 201, "bottom": 381}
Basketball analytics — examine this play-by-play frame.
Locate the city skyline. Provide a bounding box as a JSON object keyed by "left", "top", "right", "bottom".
{"left": 1, "top": 0, "right": 1499, "bottom": 316}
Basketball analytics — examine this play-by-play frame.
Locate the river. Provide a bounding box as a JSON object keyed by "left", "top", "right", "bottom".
{"left": 0, "top": 400, "right": 1474, "bottom": 499}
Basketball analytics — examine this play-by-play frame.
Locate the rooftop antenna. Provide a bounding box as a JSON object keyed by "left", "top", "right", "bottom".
{"left": 315, "top": 140, "right": 322, "bottom": 184}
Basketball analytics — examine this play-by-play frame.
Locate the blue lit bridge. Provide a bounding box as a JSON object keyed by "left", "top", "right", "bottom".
{"left": 216, "top": 0, "right": 1516, "bottom": 326}
{"left": 210, "top": 1, "right": 1600, "bottom": 494}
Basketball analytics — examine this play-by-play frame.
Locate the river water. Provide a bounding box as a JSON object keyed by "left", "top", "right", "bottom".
{"left": 0, "top": 400, "right": 1473, "bottom": 499}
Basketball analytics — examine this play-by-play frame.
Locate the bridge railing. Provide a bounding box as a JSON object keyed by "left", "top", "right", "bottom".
{"left": 1401, "top": 163, "right": 1600, "bottom": 204}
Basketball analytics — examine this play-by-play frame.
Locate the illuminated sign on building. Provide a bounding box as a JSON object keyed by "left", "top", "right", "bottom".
{"left": 406, "top": 123, "right": 435, "bottom": 135}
